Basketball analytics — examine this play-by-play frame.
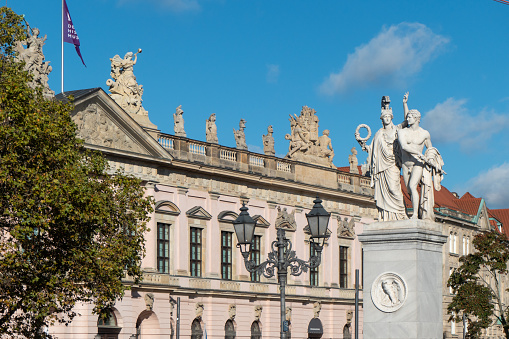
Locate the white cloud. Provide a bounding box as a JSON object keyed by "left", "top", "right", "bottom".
{"left": 266, "top": 64, "right": 280, "bottom": 83}
{"left": 117, "top": 0, "right": 200, "bottom": 12}
{"left": 465, "top": 163, "right": 509, "bottom": 209}
{"left": 421, "top": 98, "right": 509, "bottom": 151}
{"left": 320, "top": 22, "right": 449, "bottom": 95}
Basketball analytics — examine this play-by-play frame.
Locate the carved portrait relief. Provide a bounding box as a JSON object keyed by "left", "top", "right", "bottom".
{"left": 371, "top": 272, "right": 407, "bottom": 313}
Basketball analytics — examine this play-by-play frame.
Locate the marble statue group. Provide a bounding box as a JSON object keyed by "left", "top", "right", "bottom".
{"left": 106, "top": 49, "right": 148, "bottom": 116}
{"left": 355, "top": 93, "right": 445, "bottom": 221}
{"left": 14, "top": 28, "right": 54, "bottom": 99}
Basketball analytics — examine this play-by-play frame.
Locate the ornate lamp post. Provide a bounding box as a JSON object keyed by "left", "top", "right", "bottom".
{"left": 233, "top": 197, "right": 330, "bottom": 339}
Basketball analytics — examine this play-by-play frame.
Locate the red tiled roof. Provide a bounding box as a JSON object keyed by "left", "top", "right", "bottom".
{"left": 490, "top": 209, "right": 509, "bottom": 235}
{"left": 337, "top": 165, "right": 362, "bottom": 175}
{"left": 399, "top": 176, "right": 463, "bottom": 211}
{"left": 460, "top": 192, "right": 475, "bottom": 200}
{"left": 454, "top": 197, "right": 483, "bottom": 216}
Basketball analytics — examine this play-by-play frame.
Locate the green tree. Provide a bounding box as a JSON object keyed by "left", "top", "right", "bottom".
{"left": 0, "top": 7, "right": 153, "bottom": 338}
{"left": 448, "top": 231, "right": 509, "bottom": 338}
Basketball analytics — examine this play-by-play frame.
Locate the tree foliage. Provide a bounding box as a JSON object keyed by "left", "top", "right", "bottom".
{"left": 448, "top": 231, "right": 509, "bottom": 338}
{"left": 0, "top": 7, "right": 153, "bottom": 338}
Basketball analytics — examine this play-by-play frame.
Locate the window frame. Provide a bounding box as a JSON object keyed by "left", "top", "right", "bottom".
{"left": 157, "top": 222, "right": 170, "bottom": 274}
{"left": 250, "top": 235, "right": 261, "bottom": 282}
{"left": 190, "top": 227, "right": 202, "bottom": 277}
{"left": 340, "top": 246, "right": 348, "bottom": 288}
{"left": 221, "top": 231, "right": 233, "bottom": 280}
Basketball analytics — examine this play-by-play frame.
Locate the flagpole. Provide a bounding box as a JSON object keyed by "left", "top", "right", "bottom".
{"left": 61, "top": 0, "right": 64, "bottom": 94}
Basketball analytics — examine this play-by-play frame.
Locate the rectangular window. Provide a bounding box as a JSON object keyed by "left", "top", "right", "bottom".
{"left": 221, "top": 231, "right": 233, "bottom": 280}
{"left": 310, "top": 242, "right": 319, "bottom": 286}
{"left": 190, "top": 227, "right": 202, "bottom": 277}
{"left": 340, "top": 246, "right": 348, "bottom": 288}
{"left": 157, "top": 223, "right": 170, "bottom": 274}
{"left": 250, "top": 235, "right": 261, "bottom": 282}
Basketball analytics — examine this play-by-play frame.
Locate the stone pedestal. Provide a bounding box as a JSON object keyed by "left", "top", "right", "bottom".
{"left": 358, "top": 219, "right": 447, "bottom": 339}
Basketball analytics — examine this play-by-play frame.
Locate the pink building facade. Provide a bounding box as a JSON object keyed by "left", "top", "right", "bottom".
{"left": 50, "top": 88, "right": 376, "bottom": 339}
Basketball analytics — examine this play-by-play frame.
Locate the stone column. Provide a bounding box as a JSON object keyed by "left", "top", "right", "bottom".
{"left": 358, "top": 219, "right": 446, "bottom": 339}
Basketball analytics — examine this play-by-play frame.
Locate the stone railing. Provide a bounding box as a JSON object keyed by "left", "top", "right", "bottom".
{"left": 158, "top": 135, "right": 174, "bottom": 150}
{"left": 360, "top": 177, "right": 371, "bottom": 187}
{"left": 220, "top": 149, "right": 237, "bottom": 162}
{"left": 249, "top": 283, "right": 269, "bottom": 293}
{"left": 338, "top": 173, "right": 350, "bottom": 184}
{"left": 276, "top": 160, "right": 292, "bottom": 173}
{"left": 123, "top": 271, "right": 180, "bottom": 286}
{"left": 278, "top": 285, "right": 296, "bottom": 295}
{"left": 189, "top": 142, "right": 206, "bottom": 155}
{"left": 189, "top": 278, "right": 211, "bottom": 289}
{"left": 249, "top": 155, "right": 265, "bottom": 167}
{"left": 337, "top": 288, "right": 358, "bottom": 299}
{"left": 155, "top": 133, "right": 372, "bottom": 196}
{"left": 220, "top": 281, "right": 241, "bottom": 291}
{"left": 309, "top": 287, "right": 330, "bottom": 297}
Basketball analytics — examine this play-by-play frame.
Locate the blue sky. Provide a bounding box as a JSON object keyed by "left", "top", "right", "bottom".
{"left": 11, "top": 0, "right": 509, "bottom": 209}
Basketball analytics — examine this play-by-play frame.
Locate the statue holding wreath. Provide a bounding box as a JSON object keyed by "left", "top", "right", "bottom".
{"left": 355, "top": 93, "right": 409, "bottom": 221}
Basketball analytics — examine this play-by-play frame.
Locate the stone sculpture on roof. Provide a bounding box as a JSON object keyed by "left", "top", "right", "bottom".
{"left": 284, "top": 106, "right": 335, "bottom": 168}
{"left": 206, "top": 113, "right": 218, "bottom": 143}
{"left": 173, "top": 105, "right": 186, "bottom": 137}
{"left": 233, "top": 118, "right": 247, "bottom": 150}
{"left": 262, "top": 125, "right": 275, "bottom": 156}
{"left": 349, "top": 147, "right": 358, "bottom": 174}
{"left": 355, "top": 92, "right": 445, "bottom": 221}
{"left": 14, "top": 27, "right": 54, "bottom": 99}
{"left": 106, "top": 49, "right": 148, "bottom": 116}
{"left": 318, "top": 129, "right": 334, "bottom": 167}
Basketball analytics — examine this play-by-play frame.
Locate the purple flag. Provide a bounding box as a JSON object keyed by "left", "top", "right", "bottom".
{"left": 63, "top": 0, "right": 86, "bottom": 67}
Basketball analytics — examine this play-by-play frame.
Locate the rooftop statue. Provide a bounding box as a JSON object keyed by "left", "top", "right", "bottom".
{"left": 206, "top": 113, "right": 218, "bottom": 144}
{"left": 348, "top": 147, "right": 358, "bottom": 174}
{"left": 317, "top": 129, "right": 334, "bottom": 167}
{"left": 284, "top": 106, "right": 335, "bottom": 168}
{"left": 398, "top": 101, "right": 445, "bottom": 220}
{"left": 355, "top": 94, "right": 408, "bottom": 221}
{"left": 262, "top": 125, "right": 275, "bottom": 156}
{"left": 233, "top": 119, "right": 247, "bottom": 150}
{"left": 106, "top": 49, "right": 148, "bottom": 116}
{"left": 14, "top": 27, "right": 54, "bottom": 99}
{"left": 173, "top": 105, "right": 186, "bottom": 137}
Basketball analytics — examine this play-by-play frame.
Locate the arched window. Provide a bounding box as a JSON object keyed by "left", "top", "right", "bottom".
{"left": 225, "top": 319, "right": 236, "bottom": 339}
{"left": 97, "top": 310, "right": 121, "bottom": 339}
{"left": 251, "top": 321, "right": 261, "bottom": 339}
{"left": 191, "top": 319, "right": 203, "bottom": 339}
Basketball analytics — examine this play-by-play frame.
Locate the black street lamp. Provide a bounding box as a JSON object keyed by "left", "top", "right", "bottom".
{"left": 233, "top": 197, "right": 330, "bottom": 339}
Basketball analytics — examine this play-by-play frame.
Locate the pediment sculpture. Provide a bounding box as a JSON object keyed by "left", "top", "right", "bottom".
{"left": 106, "top": 49, "right": 148, "bottom": 116}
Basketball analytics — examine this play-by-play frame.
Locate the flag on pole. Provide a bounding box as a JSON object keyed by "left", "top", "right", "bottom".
{"left": 63, "top": 0, "right": 86, "bottom": 67}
